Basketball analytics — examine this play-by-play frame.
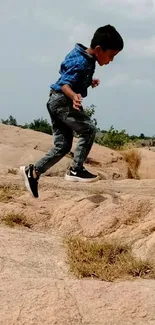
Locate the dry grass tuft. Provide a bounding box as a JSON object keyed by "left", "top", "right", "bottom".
{"left": 120, "top": 142, "right": 137, "bottom": 150}
{"left": 66, "top": 237, "right": 155, "bottom": 282}
{"left": 0, "top": 185, "right": 24, "bottom": 203}
{"left": 121, "top": 149, "right": 141, "bottom": 179}
{"left": 8, "top": 168, "right": 17, "bottom": 175}
{"left": 2, "top": 213, "right": 31, "bottom": 228}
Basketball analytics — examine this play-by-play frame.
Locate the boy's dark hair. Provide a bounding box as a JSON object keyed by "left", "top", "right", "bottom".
{"left": 91, "top": 25, "right": 124, "bottom": 51}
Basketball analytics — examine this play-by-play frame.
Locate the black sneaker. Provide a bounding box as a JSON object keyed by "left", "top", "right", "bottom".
{"left": 20, "top": 165, "right": 39, "bottom": 198}
{"left": 65, "top": 167, "right": 99, "bottom": 183}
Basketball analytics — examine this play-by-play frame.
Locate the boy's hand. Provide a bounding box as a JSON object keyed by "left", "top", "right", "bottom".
{"left": 92, "top": 79, "right": 100, "bottom": 88}
{"left": 73, "top": 94, "right": 82, "bottom": 110}
{"left": 61, "top": 85, "right": 82, "bottom": 110}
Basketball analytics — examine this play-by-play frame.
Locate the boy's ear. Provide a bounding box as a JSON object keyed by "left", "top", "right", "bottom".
{"left": 95, "top": 45, "right": 107, "bottom": 53}
{"left": 95, "top": 45, "right": 102, "bottom": 51}
{"left": 95, "top": 45, "right": 100, "bottom": 50}
{"left": 94, "top": 45, "right": 103, "bottom": 55}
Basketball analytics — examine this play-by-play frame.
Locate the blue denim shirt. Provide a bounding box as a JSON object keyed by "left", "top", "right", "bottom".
{"left": 50, "top": 44, "right": 96, "bottom": 98}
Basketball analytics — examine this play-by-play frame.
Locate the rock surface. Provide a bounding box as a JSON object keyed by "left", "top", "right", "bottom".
{"left": 1, "top": 124, "right": 155, "bottom": 325}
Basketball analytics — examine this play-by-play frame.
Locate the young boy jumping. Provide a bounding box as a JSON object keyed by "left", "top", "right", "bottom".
{"left": 20, "top": 25, "right": 124, "bottom": 198}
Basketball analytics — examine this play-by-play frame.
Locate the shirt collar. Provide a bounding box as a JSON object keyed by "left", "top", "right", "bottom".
{"left": 75, "top": 43, "right": 96, "bottom": 61}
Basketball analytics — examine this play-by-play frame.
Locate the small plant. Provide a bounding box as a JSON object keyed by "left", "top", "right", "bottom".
{"left": 2, "top": 213, "right": 31, "bottom": 228}
{"left": 122, "top": 149, "right": 141, "bottom": 179}
{"left": 8, "top": 168, "right": 17, "bottom": 175}
{"left": 66, "top": 237, "right": 155, "bottom": 282}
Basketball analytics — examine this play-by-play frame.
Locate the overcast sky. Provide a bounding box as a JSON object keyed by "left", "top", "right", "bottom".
{"left": 0, "top": 0, "right": 155, "bottom": 135}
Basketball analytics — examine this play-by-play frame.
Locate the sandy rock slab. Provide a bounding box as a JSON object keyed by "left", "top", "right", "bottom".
{"left": 1, "top": 227, "right": 155, "bottom": 325}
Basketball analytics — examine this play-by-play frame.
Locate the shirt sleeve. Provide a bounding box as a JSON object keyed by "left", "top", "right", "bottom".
{"left": 59, "top": 63, "right": 83, "bottom": 88}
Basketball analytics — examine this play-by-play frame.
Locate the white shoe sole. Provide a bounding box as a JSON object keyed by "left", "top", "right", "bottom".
{"left": 64, "top": 174, "right": 99, "bottom": 183}
{"left": 20, "top": 166, "right": 32, "bottom": 194}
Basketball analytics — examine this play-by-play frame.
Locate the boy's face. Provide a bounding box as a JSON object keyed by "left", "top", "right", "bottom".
{"left": 94, "top": 47, "right": 120, "bottom": 66}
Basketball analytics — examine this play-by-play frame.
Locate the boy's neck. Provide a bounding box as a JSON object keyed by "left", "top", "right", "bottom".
{"left": 86, "top": 47, "right": 94, "bottom": 56}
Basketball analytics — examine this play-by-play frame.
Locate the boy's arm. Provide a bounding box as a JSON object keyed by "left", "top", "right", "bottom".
{"left": 59, "top": 64, "right": 83, "bottom": 110}
{"left": 62, "top": 85, "right": 82, "bottom": 110}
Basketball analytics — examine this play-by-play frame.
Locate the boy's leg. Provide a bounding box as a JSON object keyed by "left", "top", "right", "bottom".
{"left": 34, "top": 117, "right": 73, "bottom": 175}
{"left": 67, "top": 111, "right": 96, "bottom": 170}
{"left": 20, "top": 93, "right": 73, "bottom": 197}
{"left": 54, "top": 106, "right": 98, "bottom": 182}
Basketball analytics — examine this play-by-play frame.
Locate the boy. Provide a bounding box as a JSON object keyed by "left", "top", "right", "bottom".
{"left": 20, "top": 25, "right": 124, "bottom": 198}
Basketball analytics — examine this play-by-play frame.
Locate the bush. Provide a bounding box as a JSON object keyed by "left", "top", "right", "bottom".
{"left": 1, "top": 115, "right": 17, "bottom": 126}
{"left": 100, "top": 126, "right": 130, "bottom": 149}
{"left": 24, "top": 118, "right": 52, "bottom": 135}
{"left": 84, "top": 104, "right": 97, "bottom": 126}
